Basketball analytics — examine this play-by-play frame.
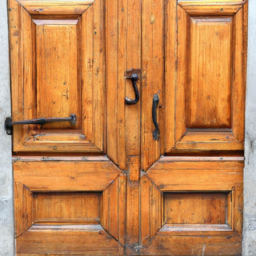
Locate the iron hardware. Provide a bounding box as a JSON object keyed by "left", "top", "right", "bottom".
{"left": 125, "top": 73, "right": 139, "bottom": 105}
{"left": 4, "top": 114, "right": 77, "bottom": 135}
{"left": 152, "top": 94, "right": 160, "bottom": 141}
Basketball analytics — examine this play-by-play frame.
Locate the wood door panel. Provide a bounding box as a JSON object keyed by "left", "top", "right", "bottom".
{"left": 164, "top": 192, "right": 228, "bottom": 224}
{"left": 187, "top": 17, "right": 232, "bottom": 129}
{"left": 33, "top": 192, "right": 101, "bottom": 224}
{"left": 139, "top": 157, "right": 243, "bottom": 255}
{"left": 17, "top": 0, "right": 94, "bottom": 15}
{"left": 14, "top": 158, "right": 126, "bottom": 254}
{"left": 9, "top": 0, "right": 105, "bottom": 153}
{"left": 35, "top": 20, "right": 81, "bottom": 130}
{"left": 16, "top": 225, "right": 124, "bottom": 255}
{"left": 164, "top": 0, "right": 247, "bottom": 153}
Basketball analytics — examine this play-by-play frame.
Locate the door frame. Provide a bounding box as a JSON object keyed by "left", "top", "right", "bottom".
{"left": 0, "top": 0, "right": 256, "bottom": 255}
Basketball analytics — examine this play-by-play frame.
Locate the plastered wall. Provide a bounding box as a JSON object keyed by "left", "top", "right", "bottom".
{"left": 0, "top": 0, "right": 14, "bottom": 255}
{"left": 243, "top": 0, "right": 256, "bottom": 255}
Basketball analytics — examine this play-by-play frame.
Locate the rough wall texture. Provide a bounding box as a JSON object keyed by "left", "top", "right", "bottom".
{"left": 0, "top": 0, "right": 14, "bottom": 255}
{"left": 243, "top": 0, "right": 256, "bottom": 255}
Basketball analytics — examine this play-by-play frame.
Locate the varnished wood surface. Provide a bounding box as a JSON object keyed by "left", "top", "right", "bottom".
{"left": 141, "top": 0, "right": 164, "bottom": 171}
{"left": 164, "top": 193, "right": 227, "bottom": 224}
{"left": 16, "top": 225, "right": 124, "bottom": 255}
{"left": 139, "top": 158, "right": 243, "bottom": 255}
{"left": 17, "top": 0, "right": 94, "bottom": 15}
{"left": 14, "top": 160, "right": 126, "bottom": 254}
{"left": 33, "top": 192, "right": 101, "bottom": 224}
{"left": 9, "top": 0, "right": 247, "bottom": 255}
{"left": 165, "top": 0, "right": 247, "bottom": 154}
{"left": 14, "top": 160, "right": 121, "bottom": 192}
{"left": 9, "top": 0, "right": 106, "bottom": 153}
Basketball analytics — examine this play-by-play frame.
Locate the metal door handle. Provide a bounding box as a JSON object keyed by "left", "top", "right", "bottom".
{"left": 152, "top": 94, "right": 160, "bottom": 141}
{"left": 125, "top": 73, "right": 139, "bottom": 105}
{"left": 5, "top": 114, "right": 77, "bottom": 135}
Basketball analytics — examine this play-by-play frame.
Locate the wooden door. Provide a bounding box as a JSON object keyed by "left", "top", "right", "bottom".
{"left": 139, "top": 0, "right": 247, "bottom": 255}
{"left": 9, "top": 0, "right": 247, "bottom": 255}
{"left": 9, "top": 0, "right": 127, "bottom": 254}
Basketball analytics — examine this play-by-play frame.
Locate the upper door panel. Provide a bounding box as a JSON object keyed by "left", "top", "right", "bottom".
{"left": 141, "top": 0, "right": 247, "bottom": 170}
{"left": 165, "top": 0, "right": 247, "bottom": 153}
{"left": 9, "top": 0, "right": 106, "bottom": 153}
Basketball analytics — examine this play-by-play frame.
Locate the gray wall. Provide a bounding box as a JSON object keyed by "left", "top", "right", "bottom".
{"left": 0, "top": 0, "right": 255, "bottom": 255}
{"left": 243, "top": 0, "right": 256, "bottom": 255}
{"left": 0, "top": 0, "right": 14, "bottom": 255}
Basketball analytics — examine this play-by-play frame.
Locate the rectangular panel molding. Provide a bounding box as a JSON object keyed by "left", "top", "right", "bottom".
{"left": 165, "top": 2, "right": 247, "bottom": 153}
{"left": 9, "top": 0, "right": 105, "bottom": 153}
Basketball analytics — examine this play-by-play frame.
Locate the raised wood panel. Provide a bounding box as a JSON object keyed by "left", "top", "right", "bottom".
{"left": 36, "top": 20, "right": 81, "bottom": 129}
{"left": 164, "top": 192, "right": 228, "bottom": 224}
{"left": 138, "top": 158, "right": 243, "bottom": 255}
{"left": 187, "top": 17, "right": 232, "bottom": 129}
{"left": 34, "top": 192, "right": 101, "bottom": 224}
{"left": 9, "top": 0, "right": 106, "bottom": 153}
{"left": 165, "top": 2, "right": 247, "bottom": 153}
{"left": 14, "top": 159, "right": 126, "bottom": 254}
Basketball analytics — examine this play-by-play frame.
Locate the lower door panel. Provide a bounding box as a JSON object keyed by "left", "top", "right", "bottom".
{"left": 14, "top": 157, "right": 126, "bottom": 256}
{"left": 139, "top": 157, "right": 243, "bottom": 256}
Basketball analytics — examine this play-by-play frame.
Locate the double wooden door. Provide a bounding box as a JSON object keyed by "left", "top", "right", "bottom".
{"left": 8, "top": 0, "right": 247, "bottom": 255}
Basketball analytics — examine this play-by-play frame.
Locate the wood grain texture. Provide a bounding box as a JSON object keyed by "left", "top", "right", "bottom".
{"left": 179, "top": 0, "right": 246, "bottom": 5}
{"left": 10, "top": 0, "right": 247, "bottom": 254}
{"left": 81, "top": 0, "right": 105, "bottom": 151}
{"left": 14, "top": 159, "right": 126, "bottom": 254}
{"left": 141, "top": 0, "right": 164, "bottom": 171}
{"left": 140, "top": 175, "right": 162, "bottom": 245}
{"left": 15, "top": 182, "right": 33, "bottom": 238}
{"left": 105, "top": 0, "right": 126, "bottom": 169}
{"left": 187, "top": 17, "right": 232, "bottom": 129}
{"left": 165, "top": 2, "right": 247, "bottom": 153}
{"left": 147, "top": 158, "right": 243, "bottom": 191}
{"left": 106, "top": 0, "right": 141, "bottom": 170}
{"left": 180, "top": 4, "right": 242, "bottom": 14}
{"left": 36, "top": 21, "right": 81, "bottom": 129}
{"left": 138, "top": 158, "right": 243, "bottom": 255}
{"left": 125, "top": 0, "right": 141, "bottom": 160}
{"left": 33, "top": 192, "right": 101, "bottom": 224}
{"left": 17, "top": 0, "right": 94, "bottom": 15}
{"left": 139, "top": 235, "right": 241, "bottom": 255}
{"left": 126, "top": 156, "right": 140, "bottom": 252}
{"left": 9, "top": 0, "right": 106, "bottom": 153}
{"left": 164, "top": 192, "right": 228, "bottom": 224}
{"left": 14, "top": 160, "right": 121, "bottom": 192}
{"left": 101, "top": 174, "right": 126, "bottom": 245}
{"left": 16, "top": 225, "right": 124, "bottom": 255}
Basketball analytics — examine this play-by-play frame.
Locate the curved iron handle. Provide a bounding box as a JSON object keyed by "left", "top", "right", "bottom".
{"left": 152, "top": 94, "right": 160, "bottom": 141}
{"left": 5, "top": 114, "right": 77, "bottom": 135}
{"left": 125, "top": 73, "right": 139, "bottom": 105}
